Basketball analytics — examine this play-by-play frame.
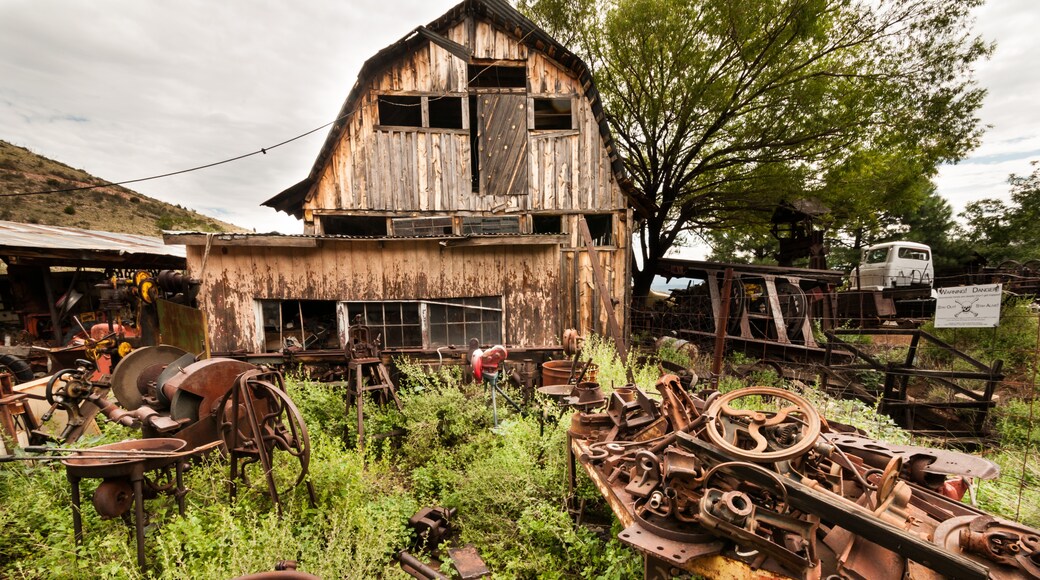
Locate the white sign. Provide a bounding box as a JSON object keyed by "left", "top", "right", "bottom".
{"left": 934, "top": 284, "right": 1002, "bottom": 328}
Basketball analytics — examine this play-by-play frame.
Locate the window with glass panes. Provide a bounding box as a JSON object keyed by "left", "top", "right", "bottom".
{"left": 342, "top": 297, "right": 503, "bottom": 349}
{"left": 426, "top": 297, "right": 502, "bottom": 346}
{"left": 345, "top": 302, "right": 422, "bottom": 348}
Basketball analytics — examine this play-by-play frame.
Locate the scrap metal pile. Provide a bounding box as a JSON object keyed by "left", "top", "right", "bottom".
{"left": 568, "top": 376, "right": 1040, "bottom": 579}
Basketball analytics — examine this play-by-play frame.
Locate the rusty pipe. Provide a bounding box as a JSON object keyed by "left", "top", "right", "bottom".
{"left": 396, "top": 551, "right": 447, "bottom": 580}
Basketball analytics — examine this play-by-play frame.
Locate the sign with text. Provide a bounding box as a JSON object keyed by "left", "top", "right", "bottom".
{"left": 934, "top": 283, "right": 1002, "bottom": 328}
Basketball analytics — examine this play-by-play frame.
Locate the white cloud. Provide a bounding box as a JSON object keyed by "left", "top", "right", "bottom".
{"left": 1, "top": 0, "right": 1038, "bottom": 235}
{"left": 935, "top": 0, "right": 1040, "bottom": 216}
{"left": 0, "top": 0, "right": 461, "bottom": 233}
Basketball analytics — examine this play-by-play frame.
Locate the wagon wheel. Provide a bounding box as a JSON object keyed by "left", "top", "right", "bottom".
{"left": 220, "top": 372, "right": 312, "bottom": 508}
{"left": 704, "top": 386, "right": 821, "bottom": 463}
{"left": 997, "top": 259, "right": 1022, "bottom": 274}
{"left": 1023, "top": 259, "right": 1040, "bottom": 277}
{"left": 775, "top": 281, "right": 808, "bottom": 341}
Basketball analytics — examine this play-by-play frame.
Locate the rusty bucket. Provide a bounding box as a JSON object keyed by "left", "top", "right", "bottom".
{"left": 541, "top": 359, "right": 598, "bottom": 386}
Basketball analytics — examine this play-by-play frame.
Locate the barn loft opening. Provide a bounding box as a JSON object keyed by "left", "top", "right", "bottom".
{"left": 377, "top": 95, "right": 422, "bottom": 127}
{"left": 532, "top": 215, "right": 563, "bottom": 234}
{"left": 469, "top": 95, "right": 480, "bottom": 192}
{"left": 321, "top": 216, "right": 388, "bottom": 237}
{"left": 533, "top": 98, "right": 573, "bottom": 130}
{"left": 467, "top": 64, "right": 526, "bottom": 88}
{"left": 584, "top": 214, "right": 613, "bottom": 246}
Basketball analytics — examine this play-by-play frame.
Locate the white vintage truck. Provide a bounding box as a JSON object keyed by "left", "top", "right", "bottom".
{"left": 849, "top": 241, "right": 934, "bottom": 290}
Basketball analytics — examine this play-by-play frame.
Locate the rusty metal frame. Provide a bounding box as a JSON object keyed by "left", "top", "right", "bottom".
{"left": 821, "top": 328, "right": 1004, "bottom": 439}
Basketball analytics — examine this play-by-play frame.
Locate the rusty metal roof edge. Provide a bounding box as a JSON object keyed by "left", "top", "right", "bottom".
{"left": 0, "top": 219, "right": 185, "bottom": 258}
{"left": 163, "top": 230, "right": 568, "bottom": 245}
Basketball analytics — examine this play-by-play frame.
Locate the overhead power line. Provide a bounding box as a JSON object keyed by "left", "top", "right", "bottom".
{"left": 0, "top": 114, "right": 347, "bottom": 198}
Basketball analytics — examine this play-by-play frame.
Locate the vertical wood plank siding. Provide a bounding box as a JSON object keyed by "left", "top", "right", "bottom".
{"left": 276, "top": 16, "right": 629, "bottom": 343}
{"left": 189, "top": 241, "right": 561, "bottom": 352}
{"left": 307, "top": 22, "right": 622, "bottom": 214}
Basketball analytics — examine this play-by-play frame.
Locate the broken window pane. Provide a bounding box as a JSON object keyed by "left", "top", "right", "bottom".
{"left": 583, "top": 214, "right": 614, "bottom": 246}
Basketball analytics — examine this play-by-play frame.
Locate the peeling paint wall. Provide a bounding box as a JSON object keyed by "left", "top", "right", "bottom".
{"left": 187, "top": 240, "right": 561, "bottom": 352}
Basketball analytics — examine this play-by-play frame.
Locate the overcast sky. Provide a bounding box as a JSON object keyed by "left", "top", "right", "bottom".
{"left": 2, "top": 0, "right": 1038, "bottom": 239}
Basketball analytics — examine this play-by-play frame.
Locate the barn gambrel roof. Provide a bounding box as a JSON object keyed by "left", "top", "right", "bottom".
{"left": 263, "top": 0, "right": 638, "bottom": 219}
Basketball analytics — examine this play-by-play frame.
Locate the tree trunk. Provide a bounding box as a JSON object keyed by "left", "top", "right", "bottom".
{"left": 632, "top": 263, "right": 658, "bottom": 308}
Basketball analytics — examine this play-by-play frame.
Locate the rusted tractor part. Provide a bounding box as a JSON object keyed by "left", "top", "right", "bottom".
{"left": 397, "top": 550, "right": 448, "bottom": 580}
{"left": 703, "top": 386, "right": 821, "bottom": 463}
{"left": 562, "top": 328, "right": 582, "bottom": 356}
{"left": 562, "top": 381, "right": 606, "bottom": 411}
{"left": 110, "top": 345, "right": 190, "bottom": 411}
{"left": 60, "top": 438, "right": 220, "bottom": 572}
{"left": 409, "top": 506, "right": 457, "bottom": 550}
{"left": 222, "top": 369, "right": 314, "bottom": 513}
{"left": 823, "top": 432, "right": 1000, "bottom": 492}
{"left": 38, "top": 359, "right": 111, "bottom": 443}
{"left": 933, "top": 515, "right": 1040, "bottom": 577}
{"left": 165, "top": 357, "right": 254, "bottom": 445}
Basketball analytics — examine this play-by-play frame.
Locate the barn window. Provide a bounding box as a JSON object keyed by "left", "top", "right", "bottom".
{"left": 467, "top": 64, "right": 526, "bottom": 88}
{"left": 583, "top": 214, "right": 614, "bottom": 246}
{"left": 533, "top": 98, "right": 573, "bottom": 130}
{"left": 392, "top": 216, "right": 454, "bottom": 236}
{"left": 532, "top": 215, "right": 563, "bottom": 234}
{"left": 346, "top": 302, "right": 423, "bottom": 348}
{"left": 428, "top": 96, "right": 464, "bottom": 129}
{"left": 256, "top": 300, "right": 339, "bottom": 352}
{"left": 342, "top": 297, "right": 503, "bottom": 349}
{"left": 426, "top": 297, "right": 503, "bottom": 347}
{"left": 378, "top": 95, "right": 464, "bottom": 130}
{"left": 378, "top": 95, "right": 422, "bottom": 127}
{"left": 321, "top": 216, "right": 387, "bottom": 236}
{"left": 461, "top": 216, "right": 520, "bottom": 235}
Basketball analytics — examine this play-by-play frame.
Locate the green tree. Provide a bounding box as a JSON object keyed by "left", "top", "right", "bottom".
{"left": 960, "top": 162, "right": 1040, "bottom": 265}
{"left": 520, "top": 0, "right": 990, "bottom": 301}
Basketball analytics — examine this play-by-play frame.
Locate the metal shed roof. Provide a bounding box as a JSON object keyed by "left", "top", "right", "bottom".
{"left": 0, "top": 220, "right": 186, "bottom": 268}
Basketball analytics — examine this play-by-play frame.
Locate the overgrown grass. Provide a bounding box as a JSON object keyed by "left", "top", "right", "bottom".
{"left": 0, "top": 359, "right": 642, "bottom": 578}
{"left": 4, "top": 332, "right": 1039, "bottom": 577}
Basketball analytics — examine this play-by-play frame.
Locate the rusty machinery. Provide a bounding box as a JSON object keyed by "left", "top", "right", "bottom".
{"left": 105, "top": 346, "right": 314, "bottom": 510}
{"left": 569, "top": 377, "right": 1039, "bottom": 579}
{"left": 344, "top": 315, "right": 402, "bottom": 449}
{"left": 4, "top": 346, "right": 316, "bottom": 570}
{"left": 18, "top": 344, "right": 315, "bottom": 500}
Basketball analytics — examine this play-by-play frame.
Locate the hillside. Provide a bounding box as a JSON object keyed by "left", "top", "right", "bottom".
{"left": 0, "top": 140, "right": 244, "bottom": 236}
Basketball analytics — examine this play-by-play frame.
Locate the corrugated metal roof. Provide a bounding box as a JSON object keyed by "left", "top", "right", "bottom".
{"left": 0, "top": 220, "right": 185, "bottom": 264}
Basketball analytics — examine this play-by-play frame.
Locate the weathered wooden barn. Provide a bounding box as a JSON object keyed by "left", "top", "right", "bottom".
{"left": 166, "top": 0, "right": 634, "bottom": 355}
